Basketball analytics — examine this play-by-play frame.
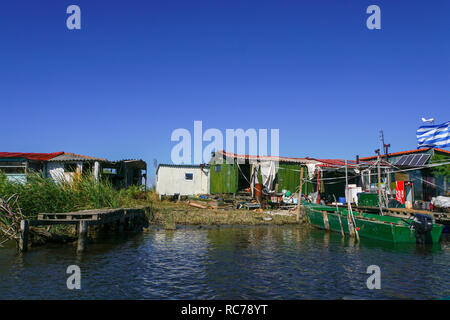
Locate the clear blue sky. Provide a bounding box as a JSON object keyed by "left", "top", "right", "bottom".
{"left": 1, "top": 1, "right": 449, "bottom": 182}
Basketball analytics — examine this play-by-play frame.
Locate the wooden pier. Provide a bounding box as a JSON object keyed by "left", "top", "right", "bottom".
{"left": 19, "top": 206, "right": 151, "bottom": 252}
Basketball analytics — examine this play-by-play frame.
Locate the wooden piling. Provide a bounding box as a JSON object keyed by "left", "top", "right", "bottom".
{"left": 129, "top": 214, "right": 135, "bottom": 231}
{"left": 347, "top": 213, "right": 355, "bottom": 237}
{"left": 19, "top": 220, "right": 29, "bottom": 252}
{"left": 119, "top": 216, "right": 125, "bottom": 232}
{"left": 377, "top": 154, "right": 383, "bottom": 213}
{"left": 322, "top": 211, "right": 330, "bottom": 230}
{"left": 77, "top": 221, "right": 88, "bottom": 252}
{"left": 345, "top": 160, "right": 356, "bottom": 238}
{"left": 297, "top": 167, "right": 304, "bottom": 222}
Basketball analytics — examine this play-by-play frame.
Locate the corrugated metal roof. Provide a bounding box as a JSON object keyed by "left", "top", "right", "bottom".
{"left": 310, "top": 158, "right": 390, "bottom": 168}
{"left": 48, "top": 152, "right": 108, "bottom": 162}
{"left": 0, "top": 152, "right": 64, "bottom": 161}
{"left": 216, "top": 150, "right": 318, "bottom": 164}
{"left": 113, "top": 159, "right": 147, "bottom": 169}
{"left": 0, "top": 152, "right": 148, "bottom": 169}
{"left": 312, "top": 158, "right": 360, "bottom": 168}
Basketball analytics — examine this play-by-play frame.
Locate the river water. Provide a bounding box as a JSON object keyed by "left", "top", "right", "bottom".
{"left": 0, "top": 225, "right": 449, "bottom": 299}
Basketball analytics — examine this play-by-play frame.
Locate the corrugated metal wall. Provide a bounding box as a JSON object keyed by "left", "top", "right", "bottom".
{"left": 210, "top": 161, "right": 314, "bottom": 195}
{"left": 209, "top": 163, "right": 238, "bottom": 194}
{"left": 277, "top": 163, "right": 313, "bottom": 194}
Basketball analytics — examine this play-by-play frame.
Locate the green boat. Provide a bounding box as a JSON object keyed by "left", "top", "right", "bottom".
{"left": 304, "top": 202, "right": 444, "bottom": 244}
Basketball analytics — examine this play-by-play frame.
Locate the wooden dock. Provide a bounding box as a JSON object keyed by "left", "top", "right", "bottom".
{"left": 19, "top": 206, "right": 151, "bottom": 253}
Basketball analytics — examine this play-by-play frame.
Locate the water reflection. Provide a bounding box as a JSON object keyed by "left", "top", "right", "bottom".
{"left": 0, "top": 226, "right": 448, "bottom": 299}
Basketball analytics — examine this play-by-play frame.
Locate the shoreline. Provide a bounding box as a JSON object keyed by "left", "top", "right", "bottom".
{"left": 20, "top": 199, "right": 300, "bottom": 248}
{"left": 150, "top": 200, "right": 299, "bottom": 228}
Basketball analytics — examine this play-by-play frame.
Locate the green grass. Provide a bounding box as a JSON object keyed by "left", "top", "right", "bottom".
{"left": 0, "top": 172, "right": 151, "bottom": 218}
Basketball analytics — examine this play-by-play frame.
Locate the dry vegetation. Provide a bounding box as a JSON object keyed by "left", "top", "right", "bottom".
{"left": 150, "top": 197, "right": 298, "bottom": 226}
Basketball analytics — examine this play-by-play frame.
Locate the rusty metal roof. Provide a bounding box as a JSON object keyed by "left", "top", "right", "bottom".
{"left": 215, "top": 150, "right": 318, "bottom": 164}
{"left": 48, "top": 152, "right": 108, "bottom": 162}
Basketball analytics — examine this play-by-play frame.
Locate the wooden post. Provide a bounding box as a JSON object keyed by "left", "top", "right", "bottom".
{"left": 345, "top": 160, "right": 355, "bottom": 237}
{"left": 333, "top": 196, "right": 345, "bottom": 237}
{"left": 93, "top": 161, "right": 100, "bottom": 182}
{"left": 77, "top": 221, "right": 88, "bottom": 252}
{"left": 129, "top": 213, "right": 135, "bottom": 231}
{"left": 297, "top": 167, "right": 304, "bottom": 222}
{"left": 322, "top": 211, "right": 330, "bottom": 230}
{"left": 316, "top": 169, "right": 321, "bottom": 204}
{"left": 337, "top": 211, "right": 345, "bottom": 237}
{"left": 19, "top": 220, "right": 29, "bottom": 252}
{"left": 119, "top": 216, "right": 125, "bottom": 232}
{"left": 377, "top": 154, "right": 383, "bottom": 210}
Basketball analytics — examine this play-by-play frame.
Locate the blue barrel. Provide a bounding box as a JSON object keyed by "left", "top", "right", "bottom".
{"left": 338, "top": 197, "right": 346, "bottom": 204}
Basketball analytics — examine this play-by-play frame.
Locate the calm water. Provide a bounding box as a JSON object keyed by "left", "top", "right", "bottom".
{"left": 0, "top": 226, "right": 449, "bottom": 299}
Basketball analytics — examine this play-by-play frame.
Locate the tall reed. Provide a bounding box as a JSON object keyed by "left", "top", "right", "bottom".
{"left": 0, "top": 173, "right": 149, "bottom": 218}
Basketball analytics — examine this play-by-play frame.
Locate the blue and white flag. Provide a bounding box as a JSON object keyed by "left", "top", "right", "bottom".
{"left": 416, "top": 121, "right": 450, "bottom": 148}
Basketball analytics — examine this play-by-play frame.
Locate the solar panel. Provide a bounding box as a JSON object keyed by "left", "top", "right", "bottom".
{"left": 416, "top": 154, "right": 430, "bottom": 166}
{"left": 408, "top": 154, "right": 418, "bottom": 167}
{"left": 395, "top": 155, "right": 408, "bottom": 166}
{"left": 404, "top": 155, "right": 415, "bottom": 166}
{"left": 394, "top": 154, "right": 430, "bottom": 167}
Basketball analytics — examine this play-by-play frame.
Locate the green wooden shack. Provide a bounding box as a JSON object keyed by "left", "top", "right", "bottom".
{"left": 208, "top": 150, "right": 316, "bottom": 195}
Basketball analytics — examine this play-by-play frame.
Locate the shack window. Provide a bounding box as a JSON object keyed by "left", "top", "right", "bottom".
{"left": 0, "top": 161, "right": 26, "bottom": 174}
{"left": 64, "top": 163, "right": 78, "bottom": 173}
{"left": 185, "top": 173, "right": 193, "bottom": 180}
{"left": 215, "top": 165, "right": 220, "bottom": 172}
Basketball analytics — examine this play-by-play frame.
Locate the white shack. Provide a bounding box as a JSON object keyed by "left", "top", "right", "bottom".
{"left": 156, "top": 164, "right": 209, "bottom": 196}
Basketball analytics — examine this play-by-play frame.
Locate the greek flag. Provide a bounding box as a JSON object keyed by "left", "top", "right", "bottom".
{"left": 416, "top": 121, "right": 450, "bottom": 148}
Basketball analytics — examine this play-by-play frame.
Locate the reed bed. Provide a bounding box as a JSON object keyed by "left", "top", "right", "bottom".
{"left": 0, "top": 173, "right": 151, "bottom": 218}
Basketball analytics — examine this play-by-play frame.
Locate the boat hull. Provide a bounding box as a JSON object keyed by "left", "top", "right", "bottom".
{"left": 304, "top": 203, "right": 443, "bottom": 243}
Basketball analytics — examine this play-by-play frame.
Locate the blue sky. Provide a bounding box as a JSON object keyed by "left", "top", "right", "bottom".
{"left": 1, "top": 1, "right": 449, "bottom": 182}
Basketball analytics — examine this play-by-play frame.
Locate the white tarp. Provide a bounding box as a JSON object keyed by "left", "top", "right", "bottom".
{"left": 306, "top": 164, "right": 316, "bottom": 180}
{"left": 260, "top": 161, "right": 277, "bottom": 191}
{"left": 250, "top": 161, "right": 277, "bottom": 195}
{"left": 431, "top": 196, "right": 450, "bottom": 208}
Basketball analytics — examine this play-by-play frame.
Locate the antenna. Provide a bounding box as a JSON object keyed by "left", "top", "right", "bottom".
{"left": 379, "top": 130, "right": 383, "bottom": 153}
{"left": 379, "top": 130, "right": 390, "bottom": 159}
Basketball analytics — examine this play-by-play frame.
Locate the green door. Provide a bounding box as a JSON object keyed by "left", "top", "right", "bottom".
{"left": 210, "top": 163, "right": 238, "bottom": 194}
